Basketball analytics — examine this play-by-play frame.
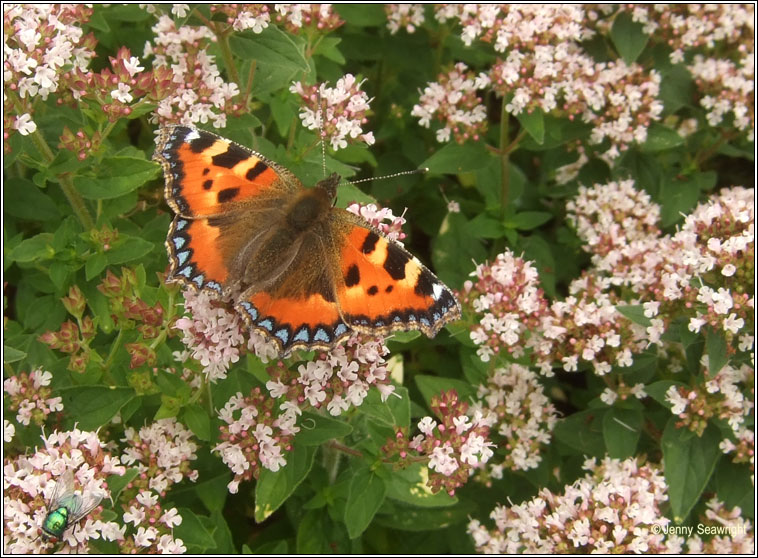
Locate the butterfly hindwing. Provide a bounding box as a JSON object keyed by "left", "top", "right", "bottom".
{"left": 333, "top": 212, "right": 461, "bottom": 337}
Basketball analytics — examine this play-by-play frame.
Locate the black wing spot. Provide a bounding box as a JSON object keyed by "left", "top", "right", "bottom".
{"left": 385, "top": 285, "right": 393, "bottom": 293}
{"left": 202, "top": 168, "right": 210, "bottom": 175}
{"left": 384, "top": 244, "right": 410, "bottom": 280}
{"left": 246, "top": 161, "right": 268, "bottom": 181}
{"left": 189, "top": 134, "right": 215, "bottom": 153}
{"left": 361, "top": 231, "right": 379, "bottom": 254}
{"left": 202, "top": 179, "right": 213, "bottom": 190}
{"left": 212, "top": 143, "right": 249, "bottom": 168}
{"left": 345, "top": 264, "right": 360, "bottom": 287}
{"left": 217, "top": 187, "right": 240, "bottom": 203}
{"left": 414, "top": 270, "right": 435, "bottom": 297}
{"left": 367, "top": 285, "right": 379, "bottom": 296}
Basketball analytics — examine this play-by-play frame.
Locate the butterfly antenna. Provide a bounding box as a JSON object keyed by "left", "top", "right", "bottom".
{"left": 350, "top": 167, "right": 428, "bottom": 185}
{"left": 317, "top": 86, "right": 327, "bottom": 178}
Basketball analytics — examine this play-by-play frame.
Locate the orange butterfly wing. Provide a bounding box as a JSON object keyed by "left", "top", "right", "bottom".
{"left": 333, "top": 214, "right": 461, "bottom": 338}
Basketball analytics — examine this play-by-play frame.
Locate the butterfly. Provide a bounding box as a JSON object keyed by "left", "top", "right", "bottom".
{"left": 154, "top": 125, "right": 460, "bottom": 356}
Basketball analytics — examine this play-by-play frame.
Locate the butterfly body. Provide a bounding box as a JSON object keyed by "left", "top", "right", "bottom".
{"left": 155, "top": 126, "right": 460, "bottom": 356}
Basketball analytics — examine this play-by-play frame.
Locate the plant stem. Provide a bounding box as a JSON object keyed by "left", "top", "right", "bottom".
{"left": 499, "top": 101, "right": 511, "bottom": 218}
{"left": 30, "top": 129, "right": 95, "bottom": 230}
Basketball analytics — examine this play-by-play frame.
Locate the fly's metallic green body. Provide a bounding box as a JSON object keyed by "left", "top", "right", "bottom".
{"left": 40, "top": 469, "right": 103, "bottom": 542}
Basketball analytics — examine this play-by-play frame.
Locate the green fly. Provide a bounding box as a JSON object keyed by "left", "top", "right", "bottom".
{"left": 40, "top": 469, "right": 103, "bottom": 542}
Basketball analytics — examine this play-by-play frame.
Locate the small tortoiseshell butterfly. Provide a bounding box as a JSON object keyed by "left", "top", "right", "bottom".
{"left": 154, "top": 126, "right": 460, "bottom": 356}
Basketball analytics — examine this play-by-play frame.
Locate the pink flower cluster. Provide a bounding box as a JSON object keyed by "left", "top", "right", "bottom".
{"left": 411, "top": 62, "right": 490, "bottom": 143}
{"left": 265, "top": 334, "right": 394, "bottom": 417}
{"left": 386, "top": 390, "right": 494, "bottom": 496}
{"left": 144, "top": 15, "right": 244, "bottom": 128}
{"left": 290, "top": 74, "right": 375, "bottom": 151}
{"left": 471, "top": 363, "right": 557, "bottom": 478}
{"left": 3, "top": 428, "right": 125, "bottom": 553}
{"left": 213, "top": 388, "right": 297, "bottom": 493}
{"left": 3, "top": 369, "right": 63, "bottom": 427}
{"left": 208, "top": 4, "right": 271, "bottom": 33}
{"left": 465, "top": 182, "right": 754, "bottom": 383}
{"left": 346, "top": 202, "right": 407, "bottom": 243}
{"left": 385, "top": 4, "right": 425, "bottom": 34}
{"left": 274, "top": 4, "right": 344, "bottom": 34}
{"left": 434, "top": 5, "right": 595, "bottom": 53}
{"left": 467, "top": 456, "right": 678, "bottom": 553}
{"left": 684, "top": 498, "right": 754, "bottom": 553}
{"left": 119, "top": 489, "right": 186, "bottom": 553}
{"left": 120, "top": 418, "right": 199, "bottom": 494}
{"left": 3, "top": 4, "right": 96, "bottom": 141}
{"left": 459, "top": 250, "right": 549, "bottom": 365}
{"left": 629, "top": 2, "right": 755, "bottom": 139}
{"left": 665, "top": 358, "right": 753, "bottom": 443}
{"left": 174, "top": 289, "right": 244, "bottom": 382}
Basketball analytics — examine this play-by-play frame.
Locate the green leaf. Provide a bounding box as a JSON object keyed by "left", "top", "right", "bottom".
{"left": 296, "top": 510, "right": 350, "bottom": 554}
{"left": 3, "top": 345, "right": 27, "bottom": 364}
{"left": 385, "top": 462, "right": 457, "bottom": 508}
{"left": 705, "top": 329, "right": 728, "bottom": 374}
{"left": 334, "top": 4, "right": 386, "bottom": 26}
{"left": 553, "top": 409, "right": 607, "bottom": 457}
{"left": 615, "top": 304, "right": 652, "bottom": 327}
{"left": 314, "top": 36, "right": 345, "bottom": 64}
{"left": 516, "top": 109, "right": 545, "bottom": 144}
{"left": 106, "top": 468, "right": 139, "bottom": 502}
{"left": 59, "top": 386, "right": 135, "bottom": 430}
{"left": 3, "top": 178, "right": 61, "bottom": 221}
{"left": 375, "top": 499, "right": 475, "bottom": 532}
{"left": 174, "top": 508, "right": 217, "bottom": 550}
{"left": 182, "top": 404, "right": 211, "bottom": 441}
{"left": 422, "top": 142, "right": 492, "bottom": 175}
{"left": 230, "top": 26, "right": 308, "bottom": 71}
{"left": 414, "top": 375, "right": 476, "bottom": 407}
{"left": 85, "top": 252, "right": 108, "bottom": 281}
{"left": 357, "top": 386, "right": 410, "bottom": 429}
{"left": 641, "top": 123, "right": 684, "bottom": 152}
{"left": 602, "top": 408, "right": 643, "bottom": 459}
{"left": 660, "top": 174, "right": 703, "bottom": 227}
{"left": 195, "top": 473, "right": 231, "bottom": 513}
{"left": 344, "top": 466, "right": 387, "bottom": 539}
{"left": 611, "top": 11, "right": 649, "bottom": 64}
{"left": 296, "top": 411, "right": 353, "bottom": 446}
{"left": 10, "top": 234, "right": 55, "bottom": 263}
{"left": 255, "top": 444, "right": 316, "bottom": 522}
{"left": 105, "top": 236, "right": 154, "bottom": 266}
{"left": 74, "top": 156, "right": 157, "bottom": 199}
{"left": 464, "top": 214, "right": 503, "bottom": 239}
{"left": 504, "top": 211, "right": 553, "bottom": 230}
{"left": 662, "top": 421, "right": 721, "bottom": 522}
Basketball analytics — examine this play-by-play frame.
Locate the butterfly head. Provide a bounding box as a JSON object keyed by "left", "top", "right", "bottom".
{"left": 315, "top": 172, "right": 340, "bottom": 202}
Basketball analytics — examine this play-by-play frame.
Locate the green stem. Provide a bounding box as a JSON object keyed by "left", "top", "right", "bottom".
{"left": 30, "top": 129, "right": 95, "bottom": 229}
{"left": 214, "top": 25, "right": 243, "bottom": 96}
{"left": 499, "top": 102, "right": 511, "bottom": 218}
{"left": 323, "top": 442, "right": 345, "bottom": 484}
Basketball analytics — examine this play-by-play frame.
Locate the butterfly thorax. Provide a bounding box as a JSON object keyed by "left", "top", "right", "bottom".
{"left": 286, "top": 184, "right": 334, "bottom": 231}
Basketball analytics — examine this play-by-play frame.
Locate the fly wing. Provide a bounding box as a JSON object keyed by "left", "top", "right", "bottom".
{"left": 66, "top": 490, "right": 103, "bottom": 524}
{"left": 47, "top": 469, "right": 75, "bottom": 510}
